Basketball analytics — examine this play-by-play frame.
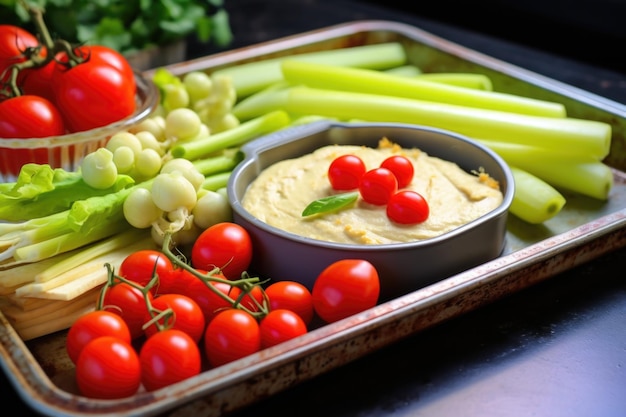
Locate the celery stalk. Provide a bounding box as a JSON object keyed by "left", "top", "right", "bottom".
{"left": 384, "top": 65, "right": 423, "bottom": 77}
{"left": 283, "top": 87, "right": 611, "bottom": 159}
{"left": 477, "top": 139, "right": 599, "bottom": 163}
{"left": 414, "top": 73, "right": 494, "bottom": 91}
{"left": 192, "top": 151, "right": 243, "bottom": 176}
{"left": 211, "top": 42, "right": 407, "bottom": 98}
{"left": 171, "top": 110, "right": 291, "bottom": 160}
{"left": 13, "top": 212, "right": 130, "bottom": 264}
{"left": 509, "top": 166, "right": 566, "bottom": 224}
{"left": 201, "top": 172, "right": 232, "bottom": 191}
{"left": 281, "top": 60, "right": 566, "bottom": 118}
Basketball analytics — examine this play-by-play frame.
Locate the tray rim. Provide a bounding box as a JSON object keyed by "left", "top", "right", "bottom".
{"left": 2, "top": 19, "right": 626, "bottom": 417}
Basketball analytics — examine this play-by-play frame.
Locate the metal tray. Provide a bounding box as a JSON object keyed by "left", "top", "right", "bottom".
{"left": 2, "top": 20, "right": 626, "bottom": 417}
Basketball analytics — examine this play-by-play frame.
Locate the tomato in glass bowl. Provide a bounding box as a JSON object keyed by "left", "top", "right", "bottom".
{"left": 0, "top": 71, "right": 158, "bottom": 182}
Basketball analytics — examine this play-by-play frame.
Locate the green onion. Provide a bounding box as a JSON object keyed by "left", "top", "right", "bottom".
{"left": 170, "top": 110, "right": 291, "bottom": 160}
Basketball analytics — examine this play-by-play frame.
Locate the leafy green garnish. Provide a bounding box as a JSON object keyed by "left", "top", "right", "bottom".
{"left": 302, "top": 192, "right": 359, "bottom": 217}
{"left": 1, "top": 0, "right": 232, "bottom": 55}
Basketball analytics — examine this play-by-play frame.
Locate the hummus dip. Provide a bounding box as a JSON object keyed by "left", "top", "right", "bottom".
{"left": 242, "top": 138, "right": 503, "bottom": 245}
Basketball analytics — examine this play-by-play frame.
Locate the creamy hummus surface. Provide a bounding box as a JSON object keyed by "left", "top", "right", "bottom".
{"left": 241, "top": 139, "right": 504, "bottom": 245}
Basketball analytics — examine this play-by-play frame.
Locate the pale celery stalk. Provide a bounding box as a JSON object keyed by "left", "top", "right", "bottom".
{"left": 281, "top": 60, "right": 566, "bottom": 118}
{"left": 477, "top": 139, "right": 599, "bottom": 163}
{"left": 384, "top": 65, "right": 422, "bottom": 77}
{"left": 281, "top": 87, "right": 611, "bottom": 159}
{"left": 171, "top": 110, "right": 291, "bottom": 160}
{"left": 192, "top": 151, "right": 243, "bottom": 176}
{"left": 33, "top": 228, "right": 148, "bottom": 283}
{"left": 12, "top": 211, "right": 130, "bottom": 264}
{"left": 232, "top": 82, "right": 290, "bottom": 121}
{"left": 509, "top": 166, "right": 566, "bottom": 224}
{"left": 202, "top": 172, "right": 232, "bottom": 191}
{"left": 477, "top": 138, "right": 613, "bottom": 199}
{"left": 414, "top": 73, "right": 494, "bottom": 90}
{"left": 212, "top": 42, "right": 407, "bottom": 98}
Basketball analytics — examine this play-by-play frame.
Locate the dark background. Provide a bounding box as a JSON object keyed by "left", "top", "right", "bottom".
{"left": 364, "top": 0, "right": 626, "bottom": 74}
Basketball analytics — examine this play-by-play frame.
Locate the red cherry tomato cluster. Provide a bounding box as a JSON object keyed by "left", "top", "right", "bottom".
{"left": 328, "top": 153, "right": 429, "bottom": 224}
{"left": 0, "top": 24, "right": 137, "bottom": 138}
{"left": 66, "top": 222, "right": 381, "bottom": 398}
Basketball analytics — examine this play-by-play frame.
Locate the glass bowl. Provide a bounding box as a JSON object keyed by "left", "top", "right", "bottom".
{"left": 0, "top": 71, "right": 159, "bottom": 183}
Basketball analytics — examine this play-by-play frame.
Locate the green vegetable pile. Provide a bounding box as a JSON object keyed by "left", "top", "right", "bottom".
{"left": 0, "top": 0, "right": 233, "bottom": 56}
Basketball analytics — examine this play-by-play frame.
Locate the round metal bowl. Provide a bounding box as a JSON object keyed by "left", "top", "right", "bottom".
{"left": 0, "top": 71, "right": 159, "bottom": 182}
{"left": 228, "top": 121, "right": 514, "bottom": 301}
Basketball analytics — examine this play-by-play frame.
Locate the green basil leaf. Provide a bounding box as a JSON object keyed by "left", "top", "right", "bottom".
{"left": 302, "top": 192, "right": 359, "bottom": 217}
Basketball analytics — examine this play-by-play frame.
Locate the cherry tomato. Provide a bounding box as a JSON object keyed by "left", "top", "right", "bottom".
{"left": 328, "top": 154, "right": 366, "bottom": 190}
{"left": 118, "top": 250, "right": 175, "bottom": 293}
{"left": 386, "top": 190, "right": 430, "bottom": 224}
{"left": 75, "top": 336, "right": 141, "bottom": 399}
{"left": 143, "top": 293, "right": 206, "bottom": 343}
{"left": 0, "top": 25, "right": 38, "bottom": 84}
{"left": 204, "top": 309, "right": 261, "bottom": 368}
{"left": 20, "top": 58, "right": 56, "bottom": 103}
{"left": 358, "top": 167, "right": 398, "bottom": 205}
{"left": 265, "top": 281, "right": 314, "bottom": 325}
{"left": 0, "top": 95, "right": 65, "bottom": 138}
{"left": 260, "top": 309, "right": 308, "bottom": 349}
{"left": 102, "top": 282, "right": 153, "bottom": 340}
{"left": 79, "top": 45, "right": 136, "bottom": 92}
{"left": 380, "top": 155, "right": 414, "bottom": 188}
{"left": 228, "top": 284, "right": 266, "bottom": 312}
{"left": 52, "top": 46, "right": 136, "bottom": 132}
{"left": 139, "top": 329, "right": 202, "bottom": 391}
{"left": 191, "top": 222, "right": 253, "bottom": 280}
{"left": 66, "top": 310, "right": 131, "bottom": 364}
{"left": 0, "top": 95, "right": 65, "bottom": 178}
{"left": 312, "top": 259, "right": 380, "bottom": 323}
{"left": 175, "top": 269, "right": 234, "bottom": 323}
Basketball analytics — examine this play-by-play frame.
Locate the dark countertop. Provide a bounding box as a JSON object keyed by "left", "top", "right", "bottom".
{"left": 3, "top": 1, "right": 626, "bottom": 416}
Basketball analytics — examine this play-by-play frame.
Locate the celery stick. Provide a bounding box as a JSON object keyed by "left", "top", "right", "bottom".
{"left": 414, "top": 73, "right": 493, "bottom": 91}
{"left": 509, "top": 166, "right": 566, "bottom": 224}
{"left": 212, "top": 42, "right": 407, "bottom": 98}
{"left": 384, "top": 65, "right": 423, "bottom": 77}
{"left": 201, "top": 172, "right": 232, "bottom": 191}
{"left": 281, "top": 60, "right": 566, "bottom": 118}
{"left": 33, "top": 228, "right": 149, "bottom": 283}
{"left": 232, "top": 81, "right": 290, "bottom": 121}
{"left": 477, "top": 139, "right": 598, "bottom": 163}
{"left": 171, "top": 110, "right": 291, "bottom": 160}
{"left": 283, "top": 87, "right": 612, "bottom": 159}
{"left": 192, "top": 151, "right": 243, "bottom": 176}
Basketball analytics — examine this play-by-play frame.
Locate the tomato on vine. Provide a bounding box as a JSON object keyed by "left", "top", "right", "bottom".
{"left": 52, "top": 47, "right": 137, "bottom": 132}
{"left": 75, "top": 336, "right": 141, "bottom": 399}
{"left": 66, "top": 310, "right": 132, "bottom": 365}
{"left": 265, "top": 281, "right": 314, "bottom": 325}
{"left": 118, "top": 249, "right": 175, "bottom": 293}
{"left": 139, "top": 329, "right": 202, "bottom": 391}
{"left": 101, "top": 281, "right": 153, "bottom": 340}
{"left": 260, "top": 309, "right": 308, "bottom": 348}
{"left": 0, "top": 25, "right": 39, "bottom": 85}
{"left": 312, "top": 259, "right": 380, "bottom": 323}
{"left": 204, "top": 308, "right": 261, "bottom": 368}
{"left": 143, "top": 293, "right": 206, "bottom": 343}
{"left": 191, "top": 222, "right": 253, "bottom": 280}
